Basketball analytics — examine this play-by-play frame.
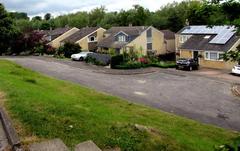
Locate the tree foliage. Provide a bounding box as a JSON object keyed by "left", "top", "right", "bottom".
{"left": 5, "top": 0, "right": 240, "bottom": 33}
{"left": 44, "top": 13, "right": 51, "bottom": 20}
{"left": 0, "top": 3, "right": 19, "bottom": 55}
{"left": 223, "top": 45, "right": 240, "bottom": 64}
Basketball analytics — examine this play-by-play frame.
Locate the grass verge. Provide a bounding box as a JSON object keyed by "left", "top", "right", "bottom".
{"left": 0, "top": 60, "right": 239, "bottom": 151}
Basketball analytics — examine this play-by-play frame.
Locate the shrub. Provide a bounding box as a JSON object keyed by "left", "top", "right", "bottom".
{"left": 108, "top": 48, "right": 117, "bottom": 56}
{"left": 158, "top": 52, "right": 176, "bottom": 61}
{"left": 85, "top": 53, "right": 111, "bottom": 66}
{"left": 33, "top": 45, "right": 45, "bottom": 55}
{"left": 115, "top": 61, "right": 149, "bottom": 69}
{"left": 45, "top": 45, "right": 56, "bottom": 55}
{"left": 57, "top": 42, "right": 81, "bottom": 58}
{"left": 110, "top": 55, "right": 124, "bottom": 69}
{"left": 151, "top": 61, "right": 176, "bottom": 68}
{"left": 137, "top": 57, "right": 149, "bottom": 64}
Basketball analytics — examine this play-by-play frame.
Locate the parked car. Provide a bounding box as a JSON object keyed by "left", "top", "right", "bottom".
{"left": 176, "top": 58, "right": 199, "bottom": 71}
{"left": 232, "top": 65, "right": 240, "bottom": 75}
{"left": 71, "top": 52, "right": 93, "bottom": 61}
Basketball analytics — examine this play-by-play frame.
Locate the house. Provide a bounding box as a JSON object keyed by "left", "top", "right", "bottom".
{"left": 43, "top": 27, "right": 72, "bottom": 42}
{"left": 176, "top": 25, "right": 240, "bottom": 69}
{"left": 160, "top": 30, "right": 176, "bottom": 54}
{"left": 60, "top": 27, "right": 106, "bottom": 52}
{"left": 98, "top": 26, "right": 175, "bottom": 55}
{"left": 48, "top": 27, "right": 79, "bottom": 48}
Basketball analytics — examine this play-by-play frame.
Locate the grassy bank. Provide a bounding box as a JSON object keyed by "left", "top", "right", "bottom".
{"left": 0, "top": 60, "right": 239, "bottom": 151}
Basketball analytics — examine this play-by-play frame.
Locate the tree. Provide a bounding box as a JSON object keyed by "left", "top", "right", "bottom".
{"left": 9, "top": 12, "right": 29, "bottom": 20}
{"left": 32, "top": 16, "right": 42, "bottom": 21}
{"left": 223, "top": 45, "right": 240, "bottom": 65}
{"left": 89, "top": 6, "right": 106, "bottom": 26}
{"left": 40, "top": 21, "right": 51, "bottom": 30}
{"left": 0, "top": 3, "right": 19, "bottom": 55}
{"left": 11, "top": 31, "right": 45, "bottom": 55}
{"left": 15, "top": 19, "right": 33, "bottom": 32}
{"left": 57, "top": 42, "right": 81, "bottom": 58}
{"left": 127, "top": 5, "right": 151, "bottom": 26}
{"left": 44, "top": 13, "right": 51, "bottom": 20}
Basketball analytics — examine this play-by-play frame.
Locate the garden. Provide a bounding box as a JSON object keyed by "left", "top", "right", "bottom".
{"left": 84, "top": 48, "right": 176, "bottom": 70}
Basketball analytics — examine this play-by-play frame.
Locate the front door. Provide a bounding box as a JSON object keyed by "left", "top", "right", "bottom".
{"left": 193, "top": 51, "right": 199, "bottom": 63}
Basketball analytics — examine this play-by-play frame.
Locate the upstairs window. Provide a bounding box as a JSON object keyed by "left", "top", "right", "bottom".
{"left": 88, "top": 36, "right": 97, "bottom": 42}
{"left": 118, "top": 35, "right": 126, "bottom": 42}
{"left": 147, "top": 28, "right": 152, "bottom": 43}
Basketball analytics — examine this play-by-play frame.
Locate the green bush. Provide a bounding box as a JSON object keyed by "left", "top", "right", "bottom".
{"left": 115, "top": 61, "right": 149, "bottom": 69}
{"left": 85, "top": 53, "right": 111, "bottom": 66}
{"left": 151, "top": 61, "right": 176, "bottom": 68}
{"left": 110, "top": 55, "right": 124, "bottom": 69}
{"left": 57, "top": 42, "right": 81, "bottom": 58}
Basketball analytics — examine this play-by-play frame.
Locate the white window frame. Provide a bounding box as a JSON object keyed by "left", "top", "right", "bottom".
{"left": 204, "top": 51, "right": 224, "bottom": 61}
{"left": 118, "top": 35, "right": 126, "bottom": 42}
{"left": 88, "top": 36, "right": 97, "bottom": 43}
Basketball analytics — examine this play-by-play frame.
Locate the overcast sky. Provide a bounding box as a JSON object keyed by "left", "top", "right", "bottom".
{"left": 1, "top": 0, "right": 183, "bottom": 18}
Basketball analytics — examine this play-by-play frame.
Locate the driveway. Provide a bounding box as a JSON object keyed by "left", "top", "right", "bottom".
{"left": 3, "top": 57, "right": 240, "bottom": 131}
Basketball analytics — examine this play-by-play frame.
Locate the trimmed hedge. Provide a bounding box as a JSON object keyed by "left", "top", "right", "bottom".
{"left": 113, "top": 61, "right": 176, "bottom": 69}
{"left": 151, "top": 62, "right": 176, "bottom": 68}
{"left": 110, "top": 55, "right": 124, "bottom": 69}
{"left": 158, "top": 52, "right": 176, "bottom": 61}
{"left": 85, "top": 53, "right": 111, "bottom": 66}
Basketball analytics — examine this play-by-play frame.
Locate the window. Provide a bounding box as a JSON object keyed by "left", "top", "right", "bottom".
{"left": 205, "top": 51, "right": 224, "bottom": 61}
{"left": 88, "top": 36, "right": 97, "bottom": 42}
{"left": 147, "top": 28, "right": 152, "bottom": 37}
{"left": 147, "top": 43, "right": 152, "bottom": 50}
{"left": 146, "top": 28, "right": 152, "bottom": 49}
{"left": 210, "top": 52, "right": 218, "bottom": 60}
{"left": 118, "top": 35, "right": 126, "bottom": 42}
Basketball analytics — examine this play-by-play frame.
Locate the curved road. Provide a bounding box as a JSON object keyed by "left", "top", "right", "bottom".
{"left": 4, "top": 57, "right": 240, "bottom": 131}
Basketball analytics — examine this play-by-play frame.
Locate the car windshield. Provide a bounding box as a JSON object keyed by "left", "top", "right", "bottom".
{"left": 178, "top": 58, "right": 189, "bottom": 61}
{"left": 79, "top": 52, "right": 89, "bottom": 54}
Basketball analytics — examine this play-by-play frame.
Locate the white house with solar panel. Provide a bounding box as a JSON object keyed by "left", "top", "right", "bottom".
{"left": 176, "top": 25, "right": 240, "bottom": 69}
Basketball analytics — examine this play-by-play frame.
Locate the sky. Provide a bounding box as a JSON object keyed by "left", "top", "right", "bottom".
{"left": 1, "top": 0, "right": 183, "bottom": 18}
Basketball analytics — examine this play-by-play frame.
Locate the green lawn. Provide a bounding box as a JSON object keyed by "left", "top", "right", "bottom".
{"left": 0, "top": 60, "right": 239, "bottom": 151}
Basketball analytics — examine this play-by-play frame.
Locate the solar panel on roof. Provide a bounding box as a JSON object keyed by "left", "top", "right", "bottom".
{"left": 181, "top": 25, "right": 236, "bottom": 44}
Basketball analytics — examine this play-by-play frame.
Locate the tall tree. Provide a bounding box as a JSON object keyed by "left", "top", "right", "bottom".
{"left": 32, "top": 16, "right": 42, "bottom": 21}
{"left": 44, "top": 13, "right": 51, "bottom": 20}
{"left": 9, "top": 12, "right": 29, "bottom": 20}
{"left": 0, "top": 3, "right": 19, "bottom": 55}
{"left": 89, "top": 6, "right": 105, "bottom": 26}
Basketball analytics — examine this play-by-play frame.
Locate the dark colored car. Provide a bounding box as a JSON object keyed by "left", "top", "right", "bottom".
{"left": 176, "top": 58, "right": 199, "bottom": 71}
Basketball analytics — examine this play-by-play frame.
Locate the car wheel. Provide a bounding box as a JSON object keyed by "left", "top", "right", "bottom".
{"left": 189, "top": 66, "right": 193, "bottom": 71}
{"left": 79, "top": 57, "right": 84, "bottom": 61}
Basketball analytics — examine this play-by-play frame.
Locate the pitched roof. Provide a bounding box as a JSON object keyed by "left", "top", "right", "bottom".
{"left": 62, "top": 27, "right": 99, "bottom": 43}
{"left": 160, "top": 30, "right": 175, "bottom": 40}
{"left": 98, "top": 26, "right": 149, "bottom": 49}
{"left": 177, "top": 25, "right": 236, "bottom": 44}
{"left": 48, "top": 27, "right": 71, "bottom": 36}
{"left": 105, "top": 26, "right": 148, "bottom": 35}
{"left": 180, "top": 34, "right": 240, "bottom": 52}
